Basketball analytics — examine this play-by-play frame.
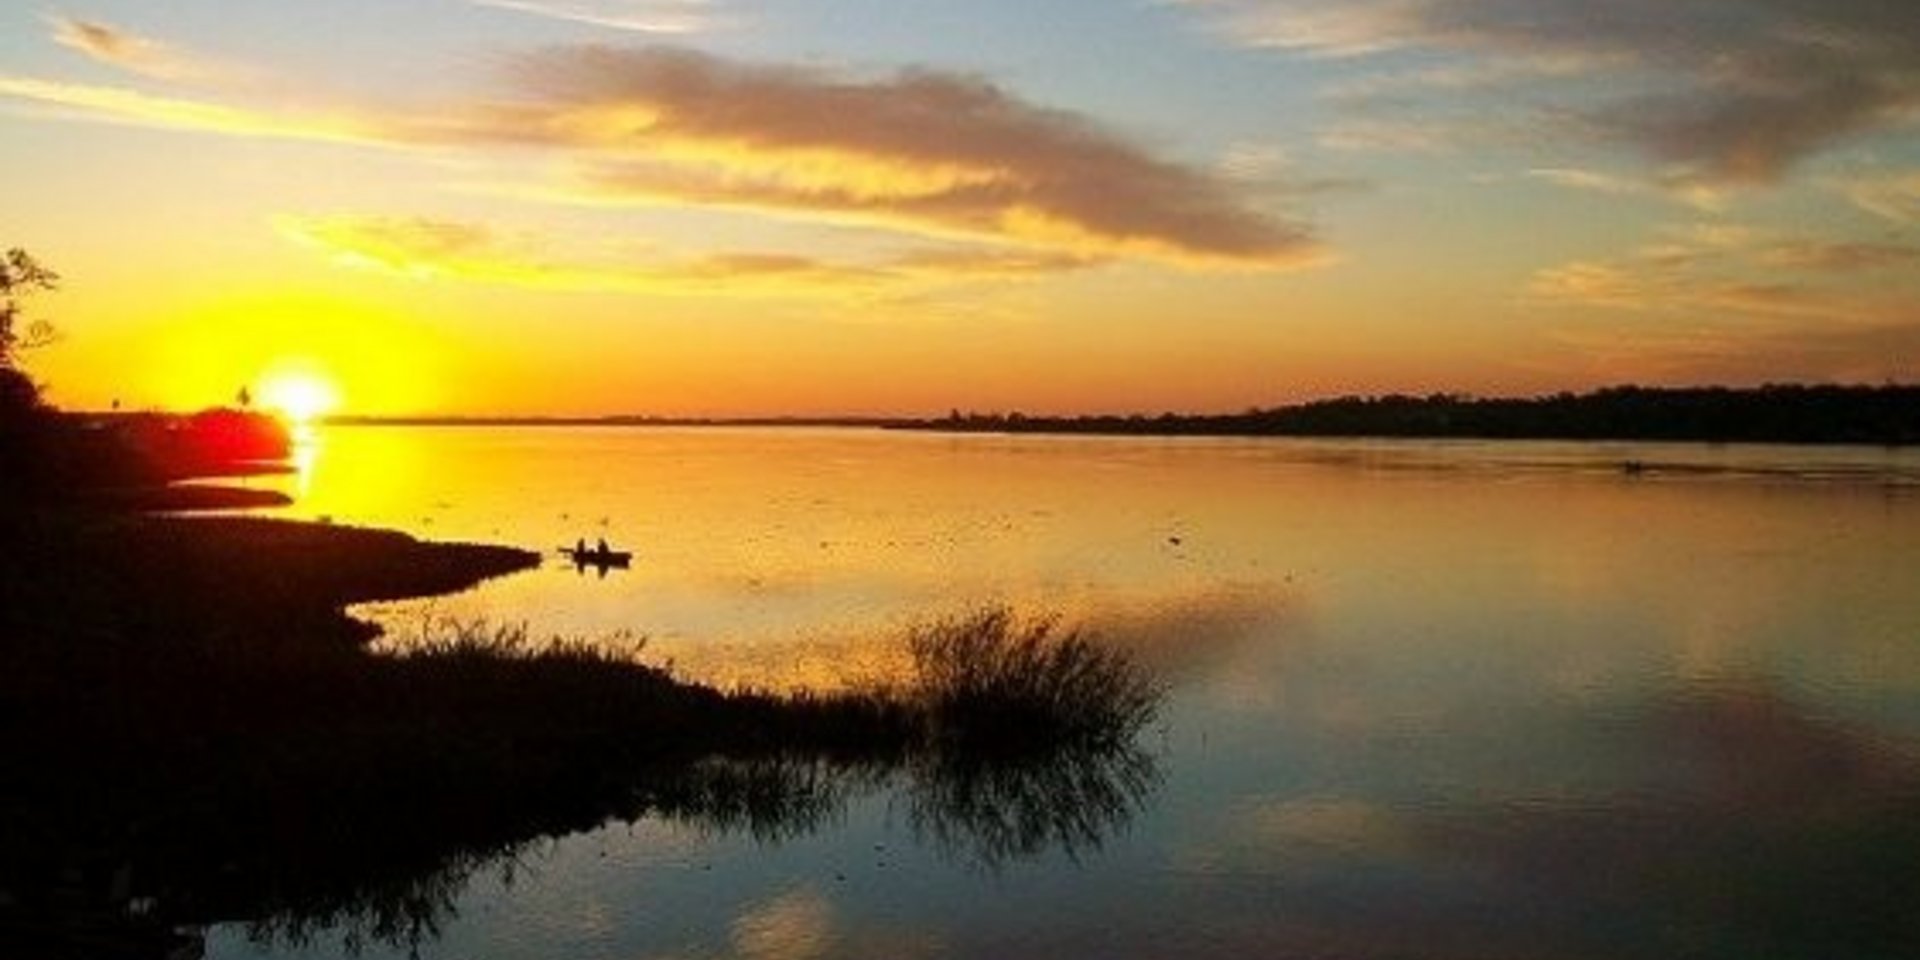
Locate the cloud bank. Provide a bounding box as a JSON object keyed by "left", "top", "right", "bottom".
{"left": 1181, "top": 0, "right": 1920, "bottom": 185}
{"left": 3, "top": 36, "right": 1320, "bottom": 271}
{"left": 458, "top": 47, "right": 1322, "bottom": 266}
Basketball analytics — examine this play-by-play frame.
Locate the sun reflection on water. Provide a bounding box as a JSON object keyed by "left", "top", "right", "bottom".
{"left": 288, "top": 421, "right": 321, "bottom": 499}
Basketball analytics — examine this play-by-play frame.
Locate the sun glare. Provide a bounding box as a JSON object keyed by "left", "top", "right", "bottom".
{"left": 258, "top": 368, "right": 341, "bottom": 425}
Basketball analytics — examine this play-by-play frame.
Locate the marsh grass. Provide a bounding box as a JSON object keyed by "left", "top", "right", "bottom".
{"left": 907, "top": 607, "right": 1162, "bottom": 753}
{"left": 394, "top": 615, "right": 641, "bottom": 665}
{"left": 371, "top": 606, "right": 1169, "bottom": 760}
{"left": 369, "top": 608, "right": 1165, "bottom": 763}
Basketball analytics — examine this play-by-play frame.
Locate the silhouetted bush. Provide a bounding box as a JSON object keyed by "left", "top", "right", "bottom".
{"left": 909, "top": 608, "right": 1162, "bottom": 753}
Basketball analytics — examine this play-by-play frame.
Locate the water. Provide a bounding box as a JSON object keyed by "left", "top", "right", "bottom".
{"left": 215, "top": 427, "right": 1920, "bottom": 958}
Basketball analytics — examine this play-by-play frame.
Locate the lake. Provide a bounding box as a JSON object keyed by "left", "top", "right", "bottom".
{"left": 216, "top": 426, "right": 1920, "bottom": 959}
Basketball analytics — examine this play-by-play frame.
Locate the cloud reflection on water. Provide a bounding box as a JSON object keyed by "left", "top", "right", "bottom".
{"left": 1168, "top": 678, "right": 1920, "bottom": 960}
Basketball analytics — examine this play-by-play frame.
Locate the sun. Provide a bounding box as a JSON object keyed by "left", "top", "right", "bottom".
{"left": 257, "top": 367, "right": 341, "bottom": 425}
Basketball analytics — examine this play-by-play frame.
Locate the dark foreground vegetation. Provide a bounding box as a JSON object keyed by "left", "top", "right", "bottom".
{"left": 912, "top": 384, "right": 1920, "bottom": 445}
{"left": 2, "top": 401, "right": 297, "bottom": 510}
{"left": 0, "top": 504, "right": 1160, "bottom": 958}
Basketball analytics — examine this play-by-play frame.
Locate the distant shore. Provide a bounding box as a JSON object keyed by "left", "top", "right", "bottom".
{"left": 911, "top": 384, "right": 1920, "bottom": 446}
{"left": 307, "top": 384, "right": 1920, "bottom": 446}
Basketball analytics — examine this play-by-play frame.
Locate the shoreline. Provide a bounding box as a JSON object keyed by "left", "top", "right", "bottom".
{"left": 297, "top": 383, "right": 1920, "bottom": 447}
{"left": 2, "top": 507, "right": 541, "bottom": 650}
{"left": 1, "top": 505, "right": 1157, "bottom": 957}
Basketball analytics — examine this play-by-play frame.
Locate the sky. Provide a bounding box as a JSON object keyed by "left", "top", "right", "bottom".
{"left": 3, "top": 0, "right": 1917, "bottom": 416}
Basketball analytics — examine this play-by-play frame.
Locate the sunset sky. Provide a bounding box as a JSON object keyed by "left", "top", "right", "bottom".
{"left": 4, "top": 0, "right": 1917, "bottom": 416}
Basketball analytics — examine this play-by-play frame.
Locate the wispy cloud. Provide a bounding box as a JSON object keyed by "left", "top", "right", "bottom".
{"left": 1316, "top": 116, "right": 1466, "bottom": 154}
{"left": 1179, "top": 0, "right": 1920, "bottom": 186}
{"left": 47, "top": 15, "right": 227, "bottom": 82}
{"left": 469, "top": 0, "right": 728, "bottom": 34}
{"left": 1216, "top": 143, "right": 1371, "bottom": 204}
{"left": 1528, "top": 167, "right": 1658, "bottom": 199}
{"left": 1528, "top": 221, "right": 1919, "bottom": 324}
{"left": 277, "top": 214, "right": 886, "bottom": 295}
{"left": 1530, "top": 246, "right": 1920, "bottom": 383}
{"left": 1825, "top": 170, "right": 1920, "bottom": 224}
{"left": 0, "top": 75, "right": 376, "bottom": 144}
{"left": 1545, "top": 316, "right": 1920, "bottom": 387}
{"left": 1758, "top": 241, "right": 1920, "bottom": 273}
{"left": 1527, "top": 167, "right": 1729, "bottom": 211}
{"left": 274, "top": 214, "right": 1102, "bottom": 296}
{"left": 1323, "top": 54, "right": 1611, "bottom": 104}
{"left": 1, "top": 43, "right": 1321, "bottom": 271}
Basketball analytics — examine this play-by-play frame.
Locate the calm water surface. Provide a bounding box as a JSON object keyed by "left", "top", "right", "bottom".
{"left": 217, "top": 427, "right": 1920, "bottom": 959}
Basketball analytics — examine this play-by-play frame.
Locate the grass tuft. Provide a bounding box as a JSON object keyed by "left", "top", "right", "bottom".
{"left": 395, "top": 616, "right": 646, "bottom": 668}
{"left": 908, "top": 607, "right": 1161, "bottom": 753}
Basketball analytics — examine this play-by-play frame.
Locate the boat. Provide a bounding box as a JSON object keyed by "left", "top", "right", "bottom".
{"left": 560, "top": 545, "right": 633, "bottom": 568}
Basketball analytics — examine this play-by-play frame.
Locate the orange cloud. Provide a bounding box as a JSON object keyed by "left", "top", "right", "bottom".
{"left": 273, "top": 214, "right": 1100, "bottom": 295}
{"left": 1758, "top": 241, "right": 1920, "bottom": 274}
{"left": 1544, "top": 315, "right": 1920, "bottom": 386}
{"left": 1, "top": 42, "right": 1322, "bottom": 271}
{"left": 1528, "top": 224, "right": 1920, "bottom": 334}
{"left": 0, "top": 75, "right": 380, "bottom": 144}
{"left": 479, "top": 47, "right": 1322, "bottom": 266}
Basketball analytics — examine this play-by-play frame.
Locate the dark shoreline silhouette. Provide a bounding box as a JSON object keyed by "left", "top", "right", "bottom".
{"left": 4, "top": 407, "right": 299, "bottom": 511}
{"left": 907, "top": 384, "right": 1920, "bottom": 446}
{"left": 303, "top": 383, "right": 1920, "bottom": 447}
{"left": 2, "top": 485, "right": 1160, "bottom": 958}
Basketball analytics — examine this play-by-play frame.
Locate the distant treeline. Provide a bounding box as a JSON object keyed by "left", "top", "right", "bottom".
{"left": 905, "top": 385, "right": 1920, "bottom": 446}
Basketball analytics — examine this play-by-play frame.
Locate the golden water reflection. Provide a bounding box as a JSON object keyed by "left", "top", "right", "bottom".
{"left": 279, "top": 428, "right": 1920, "bottom": 704}
{"left": 218, "top": 427, "right": 1920, "bottom": 960}
{"left": 287, "top": 421, "right": 320, "bottom": 499}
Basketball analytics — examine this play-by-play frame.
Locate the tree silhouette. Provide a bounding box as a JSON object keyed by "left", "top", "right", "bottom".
{"left": 1, "top": 247, "right": 59, "bottom": 368}
{"left": 1, "top": 248, "right": 60, "bottom": 489}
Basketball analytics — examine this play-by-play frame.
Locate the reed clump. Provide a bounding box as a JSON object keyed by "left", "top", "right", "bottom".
{"left": 906, "top": 607, "right": 1162, "bottom": 753}
{"left": 376, "top": 608, "right": 1164, "bottom": 762}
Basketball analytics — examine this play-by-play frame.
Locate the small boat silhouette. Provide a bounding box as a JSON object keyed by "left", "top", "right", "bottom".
{"left": 560, "top": 544, "right": 633, "bottom": 568}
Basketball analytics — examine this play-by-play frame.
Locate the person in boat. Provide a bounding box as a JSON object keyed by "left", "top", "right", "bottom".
{"left": 596, "top": 536, "right": 609, "bottom": 554}
{"left": 574, "top": 537, "right": 586, "bottom": 555}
